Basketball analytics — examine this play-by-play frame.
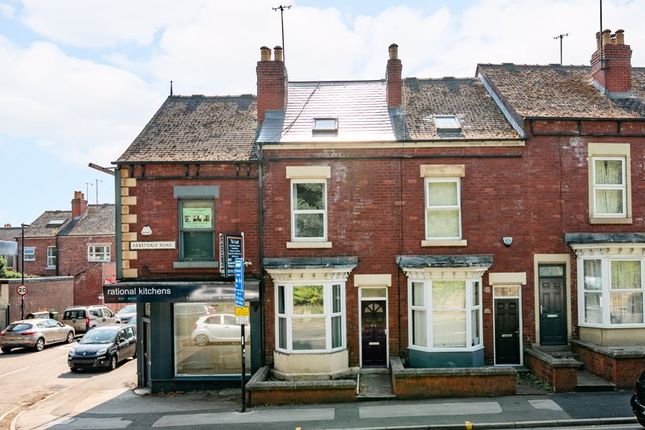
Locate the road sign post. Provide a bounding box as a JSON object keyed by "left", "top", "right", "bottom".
{"left": 17, "top": 285, "right": 27, "bottom": 320}
{"left": 234, "top": 258, "right": 246, "bottom": 413}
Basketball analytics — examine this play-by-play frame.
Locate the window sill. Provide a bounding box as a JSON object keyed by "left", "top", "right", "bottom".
{"left": 579, "top": 323, "right": 645, "bottom": 329}
{"left": 286, "top": 241, "right": 333, "bottom": 249}
{"left": 589, "top": 217, "right": 632, "bottom": 224}
{"left": 409, "top": 345, "right": 483, "bottom": 353}
{"left": 173, "top": 261, "right": 219, "bottom": 269}
{"left": 275, "top": 347, "right": 346, "bottom": 355}
{"left": 421, "top": 239, "right": 468, "bottom": 247}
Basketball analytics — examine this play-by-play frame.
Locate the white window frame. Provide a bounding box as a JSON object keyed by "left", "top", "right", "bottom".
{"left": 592, "top": 156, "right": 626, "bottom": 218}
{"left": 407, "top": 278, "right": 483, "bottom": 352}
{"left": 275, "top": 281, "right": 346, "bottom": 354}
{"left": 2, "top": 254, "right": 15, "bottom": 271}
{"left": 88, "top": 244, "right": 111, "bottom": 262}
{"left": 46, "top": 246, "right": 56, "bottom": 269}
{"left": 291, "top": 179, "right": 327, "bottom": 242}
{"left": 578, "top": 256, "right": 645, "bottom": 328}
{"left": 23, "top": 247, "right": 35, "bottom": 261}
{"left": 424, "top": 178, "right": 462, "bottom": 240}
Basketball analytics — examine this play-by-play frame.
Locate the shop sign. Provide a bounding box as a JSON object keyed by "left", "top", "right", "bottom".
{"left": 130, "top": 241, "right": 176, "bottom": 250}
{"left": 182, "top": 207, "right": 213, "bottom": 229}
{"left": 103, "top": 281, "right": 259, "bottom": 304}
{"left": 235, "top": 305, "right": 249, "bottom": 325}
{"left": 219, "top": 233, "right": 244, "bottom": 277}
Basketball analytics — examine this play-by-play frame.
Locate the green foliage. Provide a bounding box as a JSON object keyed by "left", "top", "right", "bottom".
{"left": 0, "top": 256, "right": 29, "bottom": 279}
{"left": 293, "top": 285, "right": 324, "bottom": 314}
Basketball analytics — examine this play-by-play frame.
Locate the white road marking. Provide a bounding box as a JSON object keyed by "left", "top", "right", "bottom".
{"left": 0, "top": 367, "right": 29, "bottom": 378}
{"left": 528, "top": 399, "right": 563, "bottom": 411}
{"left": 359, "top": 402, "right": 502, "bottom": 419}
{"left": 154, "top": 408, "right": 335, "bottom": 427}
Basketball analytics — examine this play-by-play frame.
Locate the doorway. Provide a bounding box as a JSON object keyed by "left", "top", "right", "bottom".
{"left": 539, "top": 265, "right": 567, "bottom": 346}
{"left": 359, "top": 287, "right": 388, "bottom": 368}
{"left": 493, "top": 284, "right": 522, "bottom": 365}
{"left": 142, "top": 317, "right": 151, "bottom": 389}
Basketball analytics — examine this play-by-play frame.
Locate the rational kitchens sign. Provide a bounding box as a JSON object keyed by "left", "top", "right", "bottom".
{"left": 103, "top": 281, "right": 259, "bottom": 304}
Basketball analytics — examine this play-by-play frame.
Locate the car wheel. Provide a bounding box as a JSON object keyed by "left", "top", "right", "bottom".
{"left": 65, "top": 332, "right": 74, "bottom": 343}
{"left": 34, "top": 338, "right": 45, "bottom": 352}
{"left": 108, "top": 355, "right": 117, "bottom": 371}
{"left": 637, "top": 416, "right": 645, "bottom": 428}
{"left": 194, "top": 334, "right": 209, "bottom": 346}
{"left": 1, "top": 347, "right": 12, "bottom": 353}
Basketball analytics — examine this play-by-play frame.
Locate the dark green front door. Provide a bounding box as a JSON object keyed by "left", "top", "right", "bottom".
{"left": 539, "top": 266, "right": 567, "bottom": 346}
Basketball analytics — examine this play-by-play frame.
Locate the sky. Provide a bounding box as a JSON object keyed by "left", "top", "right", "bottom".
{"left": 0, "top": 0, "right": 643, "bottom": 227}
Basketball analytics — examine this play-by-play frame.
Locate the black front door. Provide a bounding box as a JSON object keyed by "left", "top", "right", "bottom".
{"left": 540, "top": 273, "right": 567, "bottom": 345}
{"left": 361, "top": 300, "right": 387, "bottom": 367}
{"left": 495, "top": 299, "right": 520, "bottom": 364}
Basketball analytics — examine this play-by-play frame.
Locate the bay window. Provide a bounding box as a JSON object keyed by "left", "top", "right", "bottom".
{"left": 579, "top": 256, "right": 645, "bottom": 326}
{"left": 408, "top": 278, "right": 482, "bottom": 351}
{"left": 275, "top": 282, "right": 345, "bottom": 353}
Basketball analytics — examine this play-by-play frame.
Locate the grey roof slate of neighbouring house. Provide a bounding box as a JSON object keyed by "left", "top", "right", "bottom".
{"left": 257, "top": 81, "right": 399, "bottom": 143}
{"left": 24, "top": 205, "right": 114, "bottom": 238}
{"left": 0, "top": 227, "right": 20, "bottom": 242}
{"left": 117, "top": 95, "right": 258, "bottom": 163}
{"left": 403, "top": 77, "right": 521, "bottom": 140}
{"left": 24, "top": 211, "right": 73, "bottom": 238}
{"left": 565, "top": 233, "right": 645, "bottom": 245}
{"left": 478, "top": 64, "right": 645, "bottom": 119}
{"left": 397, "top": 255, "right": 494, "bottom": 268}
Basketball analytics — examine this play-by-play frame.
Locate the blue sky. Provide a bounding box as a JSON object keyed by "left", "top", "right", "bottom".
{"left": 0, "top": 0, "right": 643, "bottom": 226}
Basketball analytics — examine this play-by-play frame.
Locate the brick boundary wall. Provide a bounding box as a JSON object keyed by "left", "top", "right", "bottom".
{"left": 524, "top": 349, "right": 577, "bottom": 392}
{"left": 572, "top": 340, "right": 645, "bottom": 388}
{"left": 5, "top": 277, "right": 74, "bottom": 322}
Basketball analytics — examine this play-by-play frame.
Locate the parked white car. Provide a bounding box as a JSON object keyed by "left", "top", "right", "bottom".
{"left": 191, "top": 314, "right": 248, "bottom": 346}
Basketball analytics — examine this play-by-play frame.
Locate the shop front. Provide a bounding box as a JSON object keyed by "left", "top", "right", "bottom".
{"left": 104, "top": 280, "right": 261, "bottom": 392}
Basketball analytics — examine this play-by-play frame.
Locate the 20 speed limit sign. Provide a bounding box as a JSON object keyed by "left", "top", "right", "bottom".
{"left": 16, "top": 285, "right": 28, "bottom": 296}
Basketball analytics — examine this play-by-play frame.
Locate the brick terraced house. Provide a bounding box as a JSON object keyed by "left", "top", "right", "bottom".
{"left": 17, "top": 192, "right": 116, "bottom": 306}
{"left": 108, "top": 29, "right": 643, "bottom": 395}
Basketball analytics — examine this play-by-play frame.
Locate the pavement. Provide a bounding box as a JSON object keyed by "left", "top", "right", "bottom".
{"left": 11, "top": 383, "right": 639, "bottom": 430}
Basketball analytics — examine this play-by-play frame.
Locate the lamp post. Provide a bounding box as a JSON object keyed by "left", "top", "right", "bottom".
{"left": 20, "top": 223, "right": 30, "bottom": 319}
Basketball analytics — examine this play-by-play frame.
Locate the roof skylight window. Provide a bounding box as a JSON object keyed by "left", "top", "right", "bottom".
{"left": 313, "top": 118, "right": 338, "bottom": 134}
{"left": 46, "top": 219, "right": 66, "bottom": 227}
{"left": 434, "top": 115, "right": 462, "bottom": 133}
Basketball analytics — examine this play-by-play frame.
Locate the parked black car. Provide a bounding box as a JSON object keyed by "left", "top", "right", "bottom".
{"left": 67, "top": 324, "right": 136, "bottom": 372}
{"left": 631, "top": 370, "right": 645, "bottom": 427}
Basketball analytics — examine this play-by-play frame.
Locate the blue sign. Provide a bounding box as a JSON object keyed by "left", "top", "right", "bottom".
{"left": 234, "top": 258, "right": 245, "bottom": 307}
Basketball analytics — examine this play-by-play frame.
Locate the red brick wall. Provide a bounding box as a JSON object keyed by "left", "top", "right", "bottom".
{"left": 124, "top": 163, "right": 261, "bottom": 280}
{"left": 7, "top": 277, "right": 74, "bottom": 322}
{"left": 393, "top": 373, "right": 516, "bottom": 398}
{"left": 525, "top": 353, "right": 577, "bottom": 392}
{"left": 74, "top": 262, "right": 116, "bottom": 306}
{"left": 58, "top": 235, "right": 115, "bottom": 276}
{"left": 19, "top": 238, "right": 57, "bottom": 276}
{"left": 574, "top": 345, "right": 645, "bottom": 388}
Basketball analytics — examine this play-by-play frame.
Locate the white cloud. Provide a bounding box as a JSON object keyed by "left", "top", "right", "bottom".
{"left": 0, "top": 2, "right": 16, "bottom": 19}
{"left": 0, "top": 36, "right": 162, "bottom": 166}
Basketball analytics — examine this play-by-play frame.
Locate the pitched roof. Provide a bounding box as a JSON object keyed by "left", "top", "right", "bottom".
{"left": 61, "top": 204, "right": 115, "bottom": 236}
{"left": 257, "top": 80, "right": 398, "bottom": 143}
{"left": 403, "top": 77, "right": 521, "bottom": 140}
{"left": 117, "top": 95, "right": 258, "bottom": 163}
{"left": 478, "top": 64, "right": 645, "bottom": 119}
{"left": 0, "top": 227, "right": 20, "bottom": 242}
{"left": 25, "top": 211, "right": 73, "bottom": 238}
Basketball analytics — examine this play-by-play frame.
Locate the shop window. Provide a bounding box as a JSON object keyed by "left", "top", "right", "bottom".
{"left": 275, "top": 282, "right": 345, "bottom": 353}
{"left": 580, "top": 256, "right": 645, "bottom": 326}
{"left": 291, "top": 180, "right": 327, "bottom": 241}
{"left": 174, "top": 302, "right": 250, "bottom": 376}
{"left": 408, "top": 278, "right": 482, "bottom": 351}
{"left": 46, "top": 246, "right": 57, "bottom": 268}
{"left": 179, "top": 201, "right": 214, "bottom": 261}
{"left": 88, "top": 244, "right": 111, "bottom": 262}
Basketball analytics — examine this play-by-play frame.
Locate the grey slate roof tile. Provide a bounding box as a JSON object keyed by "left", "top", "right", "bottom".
{"left": 478, "top": 64, "right": 645, "bottom": 118}
{"left": 0, "top": 227, "right": 20, "bottom": 242}
{"left": 24, "top": 211, "right": 73, "bottom": 238}
{"left": 403, "top": 77, "right": 520, "bottom": 140}
{"left": 24, "top": 205, "right": 114, "bottom": 238}
{"left": 117, "top": 95, "right": 258, "bottom": 163}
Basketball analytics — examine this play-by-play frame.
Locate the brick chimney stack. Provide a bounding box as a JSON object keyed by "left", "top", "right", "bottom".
{"left": 256, "top": 45, "right": 288, "bottom": 122}
{"left": 386, "top": 43, "right": 403, "bottom": 108}
{"left": 71, "top": 191, "right": 87, "bottom": 218}
{"left": 591, "top": 29, "right": 632, "bottom": 97}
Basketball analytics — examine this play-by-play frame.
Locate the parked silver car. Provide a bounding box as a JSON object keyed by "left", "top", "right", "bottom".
{"left": 61, "top": 306, "right": 120, "bottom": 334}
{"left": 0, "top": 318, "right": 75, "bottom": 352}
{"left": 115, "top": 304, "right": 137, "bottom": 325}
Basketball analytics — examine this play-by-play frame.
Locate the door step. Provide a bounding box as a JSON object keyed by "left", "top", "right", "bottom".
{"left": 575, "top": 369, "right": 615, "bottom": 392}
{"left": 357, "top": 371, "right": 396, "bottom": 400}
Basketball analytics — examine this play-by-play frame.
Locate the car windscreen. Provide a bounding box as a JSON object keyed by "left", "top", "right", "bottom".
{"left": 5, "top": 323, "right": 32, "bottom": 332}
{"left": 64, "top": 310, "right": 85, "bottom": 319}
{"left": 119, "top": 305, "right": 136, "bottom": 314}
{"left": 79, "top": 330, "right": 117, "bottom": 344}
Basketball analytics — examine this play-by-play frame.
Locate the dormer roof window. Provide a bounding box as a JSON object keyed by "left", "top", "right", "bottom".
{"left": 313, "top": 118, "right": 338, "bottom": 135}
{"left": 46, "top": 219, "right": 66, "bottom": 227}
{"left": 434, "top": 115, "right": 462, "bottom": 134}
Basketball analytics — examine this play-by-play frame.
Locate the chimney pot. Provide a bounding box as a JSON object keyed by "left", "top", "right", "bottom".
{"left": 615, "top": 29, "right": 625, "bottom": 45}
{"left": 260, "top": 46, "right": 271, "bottom": 61}
{"left": 602, "top": 29, "right": 611, "bottom": 48}
{"left": 388, "top": 43, "right": 398, "bottom": 60}
{"left": 3, "top": 223, "right": 11, "bottom": 228}
{"left": 71, "top": 191, "right": 88, "bottom": 218}
{"left": 274, "top": 46, "right": 283, "bottom": 62}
